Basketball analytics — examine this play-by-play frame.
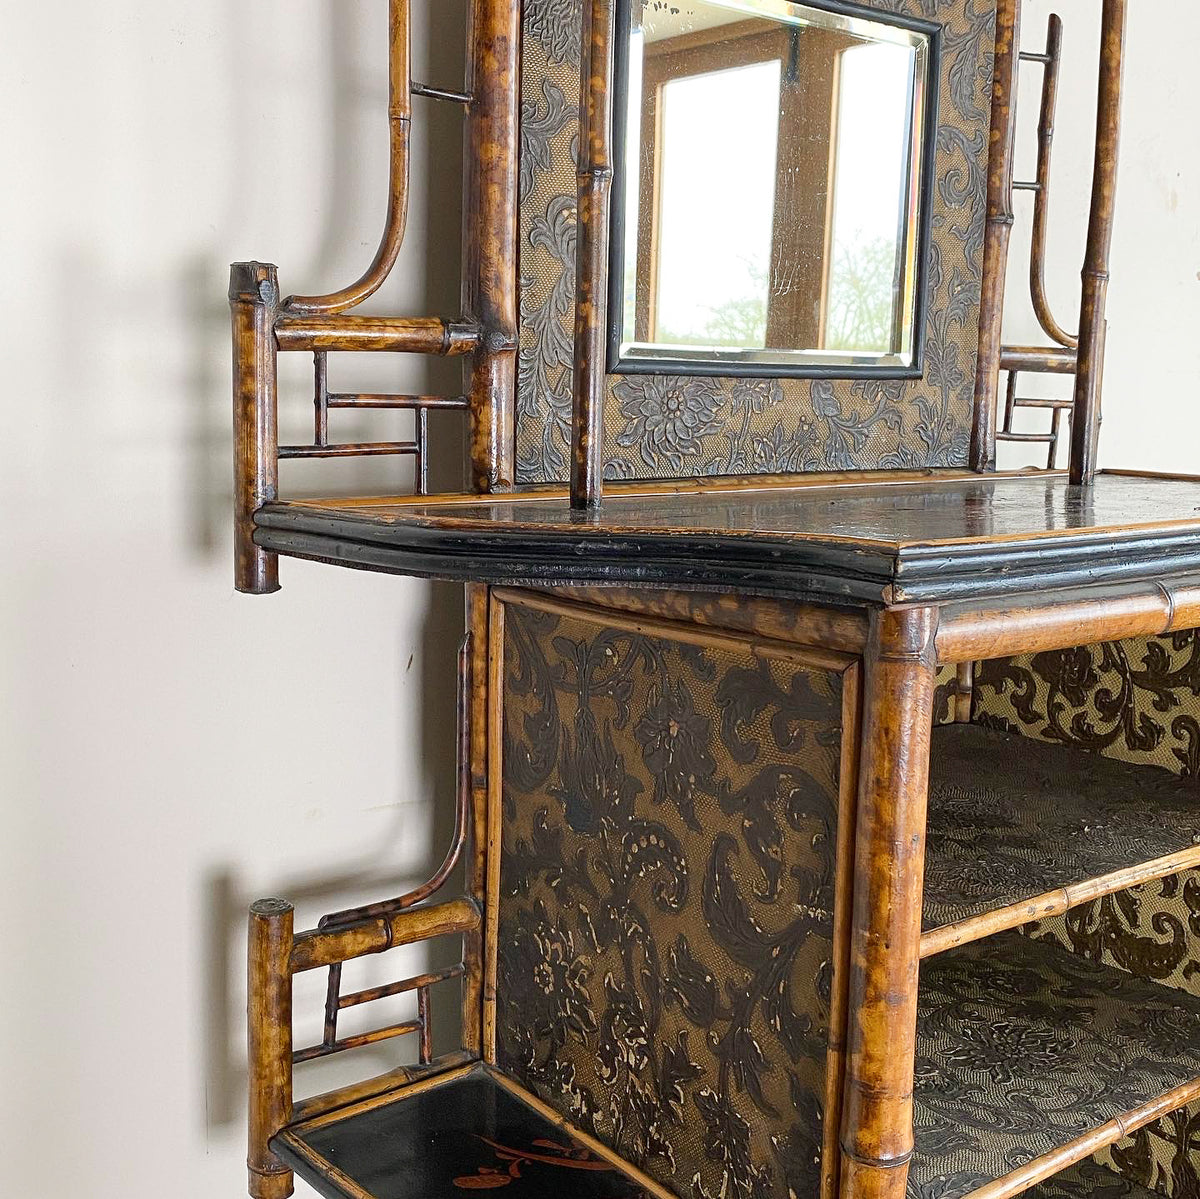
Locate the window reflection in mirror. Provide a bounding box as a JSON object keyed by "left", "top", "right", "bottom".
{"left": 612, "top": 0, "right": 936, "bottom": 377}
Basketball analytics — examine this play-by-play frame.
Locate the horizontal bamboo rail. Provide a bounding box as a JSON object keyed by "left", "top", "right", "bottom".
{"left": 935, "top": 575, "right": 1200, "bottom": 662}
{"left": 274, "top": 315, "right": 479, "bottom": 355}
{"left": 290, "top": 896, "right": 481, "bottom": 973}
{"left": 922, "top": 843, "right": 1200, "bottom": 959}
{"left": 965, "top": 1077, "right": 1200, "bottom": 1199}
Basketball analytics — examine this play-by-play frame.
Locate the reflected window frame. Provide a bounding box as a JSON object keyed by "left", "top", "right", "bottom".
{"left": 606, "top": 0, "right": 942, "bottom": 381}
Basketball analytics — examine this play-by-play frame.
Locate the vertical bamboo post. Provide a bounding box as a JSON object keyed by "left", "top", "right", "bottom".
{"left": 460, "top": 586, "right": 489, "bottom": 1055}
{"left": 1069, "top": 0, "right": 1127, "bottom": 486}
{"left": 464, "top": 0, "right": 520, "bottom": 493}
{"left": 247, "top": 899, "right": 294, "bottom": 1199}
{"left": 970, "top": 0, "right": 1020, "bottom": 473}
{"left": 230, "top": 261, "right": 280, "bottom": 595}
{"left": 840, "top": 608, "right": 938, "bottom": 1199}
{"left": 570, "top": 0, "right": 616, "bottom": 509}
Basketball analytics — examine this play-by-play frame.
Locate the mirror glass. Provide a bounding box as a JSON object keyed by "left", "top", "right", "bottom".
{"left": 612, "top": 0, "right": 935, "bottom": 376}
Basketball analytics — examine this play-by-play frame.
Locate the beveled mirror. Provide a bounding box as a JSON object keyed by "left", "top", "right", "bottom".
{"left": 609, "top": 0, "right": 939, "bottom": 378}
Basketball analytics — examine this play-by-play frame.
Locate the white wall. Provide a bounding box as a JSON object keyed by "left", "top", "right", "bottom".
{"left": 1, "top": 3, "right": 1197, "bottom": 1198}
{"left": 1, "top": 2, "right": 468, "bottom": 1196}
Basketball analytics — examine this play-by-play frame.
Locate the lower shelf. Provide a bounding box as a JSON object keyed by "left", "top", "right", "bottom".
{"left": 276, "top": 932, "right": 1199, "bottom": 1199}
{"left": 911, "top": 930, "right": 1200, "bottom": 1199}
{"left": 274, "top": 1067, "right": 652, "bottom": 1199}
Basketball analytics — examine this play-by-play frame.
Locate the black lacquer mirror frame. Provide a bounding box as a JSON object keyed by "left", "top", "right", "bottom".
{"left": 606, "top": 0, "right": 942, "bottom": 380}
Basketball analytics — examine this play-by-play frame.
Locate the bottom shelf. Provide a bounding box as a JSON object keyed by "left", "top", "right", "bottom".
{"left": 276, "top": 931, "right": 1200, "bottom": 1199}
{"left": 274, "top": 1067, "right": 652, "bottom": 1199}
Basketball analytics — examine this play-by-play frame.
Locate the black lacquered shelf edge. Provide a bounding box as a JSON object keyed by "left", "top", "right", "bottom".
{"left": 910, "top": 931, "right": 1200, "bottom": 1199}
{"left": 253, "top": 472, "right": 1200, "bottom": 607}
{"left": 921, "top": 724, "right": 1200, "bottom": 957}
{"left": 273, "top": 1065, "right": 657, "bottom": 1199}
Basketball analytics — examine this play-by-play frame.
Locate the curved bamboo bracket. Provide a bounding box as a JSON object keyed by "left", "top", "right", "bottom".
{"left": 282, "top": 0, "right": 413, "bottom": 316}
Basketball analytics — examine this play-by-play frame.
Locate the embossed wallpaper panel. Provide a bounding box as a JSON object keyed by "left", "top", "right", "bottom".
{"left": 515, "top": 0, "right": 997, "bottom": 483}
{"left": 494, "top": 595, "right": 855, "bottom": 1199}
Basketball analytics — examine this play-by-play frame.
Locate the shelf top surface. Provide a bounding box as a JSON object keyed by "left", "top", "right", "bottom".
{"left": 256, "top": 470, "right": 1200, "bottom": 604}
{"left": 923, "top": 723, "right": 1200, "bottom": 940}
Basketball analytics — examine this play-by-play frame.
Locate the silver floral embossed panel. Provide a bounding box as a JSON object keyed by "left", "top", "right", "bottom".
{"left": 516, "top": 0, "right": 998, "bottom": 482}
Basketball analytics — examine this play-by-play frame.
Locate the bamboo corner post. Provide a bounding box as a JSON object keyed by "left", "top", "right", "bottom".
{"left": 570, "top": 0, "right": 616, "bottom": 510}
{"left": 247, "top": 898, "right": 295, "bottom": 1199}
{"left": 464, "top": 0, "right": 521, "bottom": 494}
{"left": 1069, "top": 0, "right": 1127, "bottom": 486}
{"left": 840, "top": 607, "right": 939, "bottom": 1199}
{"left": 230, "top": 261, "right": 280, "bottom": 596}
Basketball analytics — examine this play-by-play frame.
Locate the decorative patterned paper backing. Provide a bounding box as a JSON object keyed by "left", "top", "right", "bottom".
{"left": 515, "top": 0, "right": 998, "bottom": 483}
{"left": 972, "top": 631, "right": 1200, "bottom": 1197}
{"left": 495, "top": 598, "right": 849, "bottom": 1199}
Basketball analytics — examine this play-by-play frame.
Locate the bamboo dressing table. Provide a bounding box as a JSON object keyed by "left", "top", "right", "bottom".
{"left": 233, "top": 3, "right": 1200, "bottom": 1199}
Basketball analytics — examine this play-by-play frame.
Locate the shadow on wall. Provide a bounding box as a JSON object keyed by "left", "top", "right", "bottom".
{"left": 198, "top": 0, "right": 472, "bottom": 1132}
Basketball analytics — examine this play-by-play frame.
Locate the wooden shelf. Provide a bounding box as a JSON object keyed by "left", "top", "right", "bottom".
{"left": 911, "top": 930, "right": 1200, "bottom": 1199}
{"left": 1020, "top": 1160, "right": 1160, "bottom": 1199}
{"left": 922, "top": 724, "right": 1200, "bottom": 956}
{"left": 252, "top": 472, "right": 1200, "bottom": 605}
{"left": 273, "top": 1066, "right": 656, "bottom": 1199}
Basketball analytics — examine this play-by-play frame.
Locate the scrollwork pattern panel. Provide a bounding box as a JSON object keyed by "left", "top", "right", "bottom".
{"left": 516, "top": 0, "right": 997, "bottom": 483}
{"left": 495, "top": 599, "right": 848, "bottom": 1199}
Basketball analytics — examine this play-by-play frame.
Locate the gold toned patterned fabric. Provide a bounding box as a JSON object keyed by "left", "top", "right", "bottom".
{"left": 974, "top": 631, "right": 1200, "bottom": 1197}
{"left": 515, "top": 0, "right": 998, "bottom": 483}
{"left": 495, "top": 598, "right": 849, "bottom": 1199}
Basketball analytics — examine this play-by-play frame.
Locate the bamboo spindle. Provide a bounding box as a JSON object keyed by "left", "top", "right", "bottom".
{"left": 1069, "top": 0, "right": 1127, "bottom": 485}
{"left": 570, "top": 0, "right": 616, "bottom": 510}
{"left": 970, "top": 0, "right": 1020, "bottom": 472}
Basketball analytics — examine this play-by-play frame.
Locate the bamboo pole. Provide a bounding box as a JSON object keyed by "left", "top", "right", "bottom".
{"left": 464, "top": 0, "right": 521, "bottom": 492}
{"left": 840, "top": 608, "right": 938, "bottom": 1199}
{"left": 970, "top": 0, "right": 1020, "bottom": 472}
{"left": 230, "top": 261, "right": 280, "bottom": 595}
{"left": 247, "top": 899, "right": 294, "bottom": 1199}
{"left": 1069, "top": 0, "right": 1127, "bottom": 485}
{"left": 570, "top": 0, "right": 616, "bottom": 509}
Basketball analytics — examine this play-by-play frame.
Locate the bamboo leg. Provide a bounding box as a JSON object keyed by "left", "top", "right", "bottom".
{"left": 840, "top": 608, "right": 938, "bottom": 1199}
{"left": 247, "top": 899, "right": 294, "bottom": 1199}
{"left": 230, "top": 262, "right": 280, "bottom": 595}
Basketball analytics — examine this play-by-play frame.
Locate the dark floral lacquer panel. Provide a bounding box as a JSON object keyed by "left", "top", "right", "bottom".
{"left": 972, "top": 631, "right": 1200, "bottom": 1198}
{"left": 515, "top": 0, "right": 997, "bottom": 483}
{"left": 496, "top": 600, "right": 848, "bottom": 1199}
{"left": 910, "top": 931, "right": 1200, "bottom": 1199}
